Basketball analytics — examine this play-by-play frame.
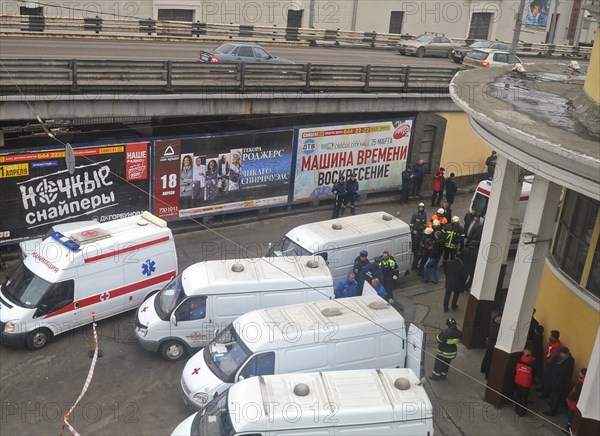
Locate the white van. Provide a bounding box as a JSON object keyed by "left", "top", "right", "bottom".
{"left": 267, "top": 211, "right": 412, "bottom": 284}
{"left": 0, "top": 212, "right": 177, "bottom": 350}
{"left": 173, "top": 368, "right": 434, "bottom": 436}
{"left": 470, "top": 176, "right": 532, "bottom": 233}
{"left": 180, "top": 295, "right": 424, "bottom": 410}
{"left": 135, "top": 256, "right": 334, "bottom": 362}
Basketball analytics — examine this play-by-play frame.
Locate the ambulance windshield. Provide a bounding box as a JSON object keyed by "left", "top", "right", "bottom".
{"left": 268, "top": 237, "right": 311, "bottom": 257}
{"left": 195, "top": 390, "right": 235, "bottom": 436}
{"left": 155, "top": 274, "right": 185, "bottom": 319}
{"left": 471, "top": 193, "right": 489, "bottom": 218}
{"left": 1, "top": 263, "right": 52, "bottom": 308}
{"left": 205, "top": 324, "right": 250, "bottom": 382}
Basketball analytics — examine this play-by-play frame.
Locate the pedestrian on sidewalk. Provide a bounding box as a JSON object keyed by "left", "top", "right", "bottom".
{"left": 480, "top": 312, "right": 502, "bottom": 380}
{"left": 342, "top": 174, "right": 359, "bottom": 215}
{"left": 430, "top": 316, "right": 461, "bottom": 381}
{"left": 331, "top": 176, "right": 347, "bottom": 219}
{"left": 418, "top": 227, "right": 434, "bottom": 277}
{"left": 544, "top": 347, "right": 575, "bottom": 417}
{"left": 400, "top": 165, "right": 414, "bottom": 205}
{"left": 485, "top": 151, "right": 497, "bottom": 179}
{"left": 514, "top": 348, "right": 536, "bottom": 416}
{"left": 539, "top": 330, "right": 562, "bottom": 398}
{"left": 410, "top": 203, "right": 428, "bottom": 270}
{"left": 445, "top": 173, "right": 457, "bottom": 208}
{"left": 431, "top": 167, "right": 445, "bottom": 207}
{"left": 411, "top": 159, "right": 427, "bottom": 198}
{"left": 423, "top": 230, "right": 443, "bottom": 284}
{"left": 443, "top": 252, "right": 466, "bottom": 312}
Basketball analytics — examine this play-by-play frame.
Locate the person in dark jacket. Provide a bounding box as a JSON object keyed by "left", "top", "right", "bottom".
{"left": 566, "top": 368, "right": 587, "bottom": 432}
{"left": 331, "top": 176, "right": 347, "bottom": 219}
{"left": 418, "top": 227, "right": 434, "bottom": 277}
{"left": 361, "top": 259, "right": 383, "bottom": 289}
{"left": 514, "top": 348, "right": 536, "bottom": 416}
{"left": 400, "top": 165, "right": 414, "bottom": 205}
{"left": 411, "top": 159, "right": 427, "bottom": 198}
{"left": 480, "top": 313, "right": 502, "bottom": 380}
{"left": 443, "top": 253, "right": 466, "bottom": 312}
{"left": 431, "top": 167, "right": 445, "bottom": 207}
{"left": 342, "top": 174, "right": 359, "bottom": 215}
{"left": 430, "top": 316, "right": 461, "bottom": 380}
{"left": 410, "top": 203, "right": 428, "bottom": 270}
{"left": 377, "top": 251, "right": 399, "bottom": 299}
{"left": 353, "top": 250, "right": 370, "bottom": 294}
{"left": 544, "top": 347, "right": 575, "bottom": 416}
{"left": 485, "top": 151, "right": 497, "bottom": 179}
{"left": 445, "top": 173, "right": 458, "bottom": 207}
{"left": 423, "top": 230, "right": 443, "bottom": 284}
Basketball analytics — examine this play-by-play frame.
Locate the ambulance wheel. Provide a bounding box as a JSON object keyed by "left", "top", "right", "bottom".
{"left": 160, "top": 340, "right": 187, "bottom": 362}
{"left": 26, "top": 329, "right": 52, "bottom": 350}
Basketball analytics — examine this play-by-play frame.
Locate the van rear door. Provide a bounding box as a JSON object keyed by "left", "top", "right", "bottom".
{"left": 406, "top": 323, "right": 425, "bottom": 379}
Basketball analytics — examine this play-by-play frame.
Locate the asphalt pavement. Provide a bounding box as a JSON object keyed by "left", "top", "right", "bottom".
{"left": 0, "top": 187, "right": 571, "bottom": 435}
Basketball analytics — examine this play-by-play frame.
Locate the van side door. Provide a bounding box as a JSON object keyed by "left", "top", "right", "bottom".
{"left": 173, "top": 296, "right": 210, "bottom": 347}
{"left": 36, "top": 279, "right": 78, "bottom": 334}
{"left": 237, "top": 352, "right": 276, "bottom": 381}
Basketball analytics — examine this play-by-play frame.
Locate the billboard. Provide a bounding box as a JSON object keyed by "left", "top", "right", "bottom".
{"left": 525, "top": 0, "right": 551, "bottom": 31}
{"left": 153, "top": 130, "right": 294, "bottom": 219}
{"left": 0, "top": 143, "right": 150, "bottom": 244}
{"left": 293, "top": 120, "right": 414, "bottom": 201}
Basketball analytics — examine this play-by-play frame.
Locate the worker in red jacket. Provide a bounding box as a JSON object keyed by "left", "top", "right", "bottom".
{"left": 430, "top": 167, "right": 445, "bottom": 207}
{"left": 538, "top": 330, "right": 562, "bottom": 398}
{"left": 514, "top": 348, "right": 536, "bottom": 416}
{"left": 566, "top": 368, "right": 587, "bottom": 432}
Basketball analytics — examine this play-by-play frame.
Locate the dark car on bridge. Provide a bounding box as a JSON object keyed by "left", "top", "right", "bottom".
{"left": 199, "top": 42, "right": 294, "bottom": 64}
{"left": 451, "top": 40, "right": 510, "bottom": 64}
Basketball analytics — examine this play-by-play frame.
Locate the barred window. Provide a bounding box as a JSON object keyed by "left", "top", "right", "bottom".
{"left": 553, "top": 190, "right": 599, "bottom": 297}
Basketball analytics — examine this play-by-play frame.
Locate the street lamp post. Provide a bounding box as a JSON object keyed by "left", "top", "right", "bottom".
{"left": 510, "top": 0, "right": 528, "bottom": 63}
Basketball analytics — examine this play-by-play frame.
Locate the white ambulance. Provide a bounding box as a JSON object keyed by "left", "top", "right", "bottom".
{"left": 173, "top": 368, "right": 434, "bottom": 435}
{"left": 135, "top": 256, "right": 334, "bottom": 362}
{"left": 267, "top": 211, "right": 412, "bottom": 284}
{"left": 180, "top": 295, "right": 424, "bottom": 410}
{"left": 0, "top": 212, "right": 177, "bottom": 350}
{"left": 470, "top": 176, "right": 532, "bottom": 231}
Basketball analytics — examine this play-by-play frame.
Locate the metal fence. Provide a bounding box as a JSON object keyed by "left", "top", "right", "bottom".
{"left": 0, "top": 14, "right": 592, "bottom": 59}
{"left": 0, "top": 58, "right": 460, "bottom": 95}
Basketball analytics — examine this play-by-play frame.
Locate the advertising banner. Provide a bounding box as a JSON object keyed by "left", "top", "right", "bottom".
{"left": 525, "top": 0, "right": 551, "bottom": 31}
{"left": 293, "top": 120, "right": 414, "bottom": 201}
{"left": 0, "top": 143, "right": 150, "bottom": 244}
{"left": 152, "top": 130, "right": 294, "bottom": 219}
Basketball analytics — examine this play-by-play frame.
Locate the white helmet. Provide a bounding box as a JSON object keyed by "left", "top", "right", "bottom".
{"left": 433, "top": 219, "right": 440, "bottom": 226}
{"left": 437, "top": 208, "right": 445, "bottom": 215}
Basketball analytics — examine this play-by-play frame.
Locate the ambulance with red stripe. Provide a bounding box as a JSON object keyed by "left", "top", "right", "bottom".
{"left": 0, "top": 212, "right": 177, "bottom": 350}
{"left": 470, "top": 176, "right": 532, "bottom": 238}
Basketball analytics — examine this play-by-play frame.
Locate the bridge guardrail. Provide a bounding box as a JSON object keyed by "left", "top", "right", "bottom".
{"left": 0, "top": 58, "right": 459, "bottom": 95}
{"left": 0, "top": 14, "right": 592, "bottom": 59}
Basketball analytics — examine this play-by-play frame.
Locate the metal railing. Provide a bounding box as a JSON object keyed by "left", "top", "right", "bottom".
{"left": 0, "top": 59, "right": 460, "bottom": 95}
{"left": 0, "top": 14, "right": 592, "bottom": 58}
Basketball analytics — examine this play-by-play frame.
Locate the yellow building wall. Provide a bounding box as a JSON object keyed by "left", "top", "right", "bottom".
{"left": 436, "top": 112, "right": 493, "bottom": 177}
{"left": 535, "top": 264, "right": 600, "bottom": 373}
{"left": 583, "top": 33, "right": 600, "bottom": 104}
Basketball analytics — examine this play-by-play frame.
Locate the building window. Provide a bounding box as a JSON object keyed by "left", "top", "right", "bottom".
{"left": 553, "top": 190, "right": 599, "bottom": 296}
{"left": 587, "top": 237, "right": 600, "bottom": 297}
{"left": 389, "top": 11, "right": 404, "bottom": 34}
{"left": 418, "top": 125, "right": 436, "bottom": 169}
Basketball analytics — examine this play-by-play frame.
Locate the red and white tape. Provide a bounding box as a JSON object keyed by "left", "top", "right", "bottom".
{"left": 61, "top": 317, "right": 99, "bottom": 436}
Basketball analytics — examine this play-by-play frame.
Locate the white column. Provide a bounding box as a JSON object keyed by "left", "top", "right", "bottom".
{"left": 578, "top": 327, "right": 600, "bottom": 422}
{"left": 471, "top": 155, "right": 521, "bottom": 301}
{"left": 495, "top": 177, "right": 563, "bottom": 353}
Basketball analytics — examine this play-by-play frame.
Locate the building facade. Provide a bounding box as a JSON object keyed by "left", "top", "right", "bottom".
{"left": 8, "top": 0, "right": 597, "bottom": 45}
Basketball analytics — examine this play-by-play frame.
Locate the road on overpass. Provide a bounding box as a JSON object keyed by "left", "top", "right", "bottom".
{"left": 0, "top": 36, "right": 583, "bottom": 68}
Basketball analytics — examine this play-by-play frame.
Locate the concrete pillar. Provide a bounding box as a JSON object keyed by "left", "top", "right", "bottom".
{"left": 485, "top": 177, "right": 562, "bottom": 406}
{"left": 462, "top": 155, "right": 521, "bottom": 348}
{"left": 572, "top": 327, "right": 600, "bottom": 435}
